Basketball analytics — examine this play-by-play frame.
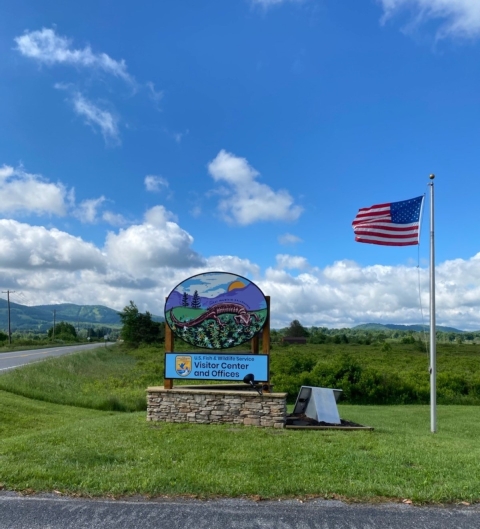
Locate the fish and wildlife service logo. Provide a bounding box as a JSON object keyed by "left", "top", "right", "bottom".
{"left": 175, "top": 355, "right": 192, "bottom": 377}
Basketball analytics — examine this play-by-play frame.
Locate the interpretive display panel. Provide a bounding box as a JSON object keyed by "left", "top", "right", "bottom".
{"left": 164, "top": 271, "right": 268, "bottom": 349}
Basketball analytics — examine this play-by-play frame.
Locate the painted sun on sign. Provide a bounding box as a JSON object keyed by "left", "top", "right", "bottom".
{"left": 164, "top": 271, "right": 268, "bottom": 349}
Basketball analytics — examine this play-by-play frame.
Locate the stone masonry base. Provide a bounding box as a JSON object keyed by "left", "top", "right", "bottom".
{"left": 147, "top": 386, "right": 287, "bottom": 428}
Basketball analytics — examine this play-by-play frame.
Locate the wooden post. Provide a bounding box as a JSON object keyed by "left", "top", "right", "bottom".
{"left": 262, "top": 296, "right": 271, "bottom": 355}
{"left": 262, "top": 296, "right": 271, "bottom": 392}
{"left": 164, "top": 314, "right": 174, "bottom": 390}
{"left": 250, "top": 334, "right": 259, "bottom": 354}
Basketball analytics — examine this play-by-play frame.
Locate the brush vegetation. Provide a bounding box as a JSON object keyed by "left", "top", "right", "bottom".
{"left": 271, "top": 342, "right": 480, "bottom": 405}
{"left": 0, "top": 341, "right": 479, "bottom": 410}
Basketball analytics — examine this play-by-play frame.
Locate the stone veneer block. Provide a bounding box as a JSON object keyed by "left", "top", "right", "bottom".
{"left": 147, "top": 386, "right": 287, "bottom": 428}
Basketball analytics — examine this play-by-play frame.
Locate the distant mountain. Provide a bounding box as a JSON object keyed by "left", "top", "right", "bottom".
{"left": 353, "top": 323, "right": 465, "bottom": 333}
{"left": 0, "top": 300, "right": 163, "bottom": 333}
{"left": 166, "top": 283, "right": 266, "bottom": 312}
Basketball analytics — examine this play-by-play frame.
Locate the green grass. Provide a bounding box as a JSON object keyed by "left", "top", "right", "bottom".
{"left": 0, "top": 389, "right": 479, "bottom": 502}
{"left": 0, "top": 343, "right": 264, "bottom": 411}
{"left": 0, "top": 345, "right": 160, "bottom": 411}
{"left": 1, "top": 342, "right": 480, "bottom": 412}
{"left": 1, "top": 343, "right": 480, "bottom": 502}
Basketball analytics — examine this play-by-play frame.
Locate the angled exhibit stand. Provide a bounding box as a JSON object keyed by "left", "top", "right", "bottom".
{"left": 293, "top": 386, "right": 343, "bottom": 425}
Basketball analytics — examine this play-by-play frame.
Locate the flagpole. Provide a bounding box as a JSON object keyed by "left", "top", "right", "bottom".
{"left": 429, "top": 174, "right": 436, "bottom": 433}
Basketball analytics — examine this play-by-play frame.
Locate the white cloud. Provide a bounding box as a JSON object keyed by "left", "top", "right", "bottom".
{"left": 15, "top": 28, "right": 134, "bottom": 145}
{"left": 0, "top": 166, "right": 69, "bottom": 216}
{"left": 146, "top": 81, "right": 164, "bottom": 108}
{"left": 278, "top": 232, "right": 303, "bottom": 245}
{"left": 251, "top": 0, "right": 305, "bottom": 8}
{"left": 15, "top": 28, "right": 134, "bottom": 83}
{"left": 104, "top": 205, "right": 205, "bottom": 272}
{"left": 0, "top": 219, "right": 106, "bottom": 272}
{"left": 163, "top": 128, "right": 190, "bottom": 144}
{"left": 144, "top": 175, "right": 169, "bottom": 193}
{"left": 275, "top": 254, "right": 309, "bottom": 270}
{"left": 144, "top": 205, "right": 178, "bottom": 225}
{"left": 0, "top": 165, "right": 15, "bottom": 180}
{"left": 74, "top": 196, "right": 106, "bottom": 223}
{"left": 207, "top": 149, "right": 303, "bottom": 225}
{"left": 0, "top": 163, "right": 130, "bottom": 228}
{"left": 75, "top": 197, "right": 129, "bottom": 226}
{"left": 190, "top": 205, "right": 202, "bottom": 218}
{"left": 173, "top": 131, "right": 188, "bottom": 143}
{"left": 205, "top": 255, "right": 261, "bottom": 279}
{"left": 258, "top": 255, "right": 480, "bottom": 330}
{"left": 1, "top": 187, "right": 480, "bottom": 329}
{"left": 54, "top": 85, "right": 120, "bottom": 145}
{"left": 71, "top": 92, "right": 120, "bottom": 144}
{"left": 378, "top": 0, "right": 480, "bottom": 39}
{"left": 102, "top": 211, "right": 128, "bottom": 227}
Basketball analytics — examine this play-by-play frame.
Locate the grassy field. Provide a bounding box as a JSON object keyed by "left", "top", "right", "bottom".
{"left": 0, "top": 389, "right": 479, "bottom": 502}
{"left": 1, "top": 341, "right": 479, "bottom": 409}
{"left": 0, "top": 345, "right": 157, "bottom": 411}
{"left": 0, "top": 342, "right": 479, "bottom": 502}
{"left": 270, "top": 342, "right": 480, "bottom": 404}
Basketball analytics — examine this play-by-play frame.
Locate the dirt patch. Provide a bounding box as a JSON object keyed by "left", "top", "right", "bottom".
{"left": 286, "top": 414, "right": 373, "bottom": 430}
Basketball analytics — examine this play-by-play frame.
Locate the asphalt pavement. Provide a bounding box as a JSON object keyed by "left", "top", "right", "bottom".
{"left": 0, "top": 342, "right": 114, "bottom": 372}
{"left": 0, "top": 493, "right": 479, "bottom": 529}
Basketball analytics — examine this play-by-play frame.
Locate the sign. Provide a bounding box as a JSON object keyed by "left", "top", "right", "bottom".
{"left": 165, "top": 353, "right": 269, "bottom": 381}
{"left": 164, "top": 271, "right": 268, "bottom": 349}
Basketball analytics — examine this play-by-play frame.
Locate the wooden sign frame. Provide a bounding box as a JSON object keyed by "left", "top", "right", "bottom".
{"left": 164, "top": 296, "right": 270, "bottom": 391}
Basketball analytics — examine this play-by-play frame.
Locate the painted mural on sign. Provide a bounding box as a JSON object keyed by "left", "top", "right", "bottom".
{"left": 164, "top": 272, "right": 268, "bottom": 349}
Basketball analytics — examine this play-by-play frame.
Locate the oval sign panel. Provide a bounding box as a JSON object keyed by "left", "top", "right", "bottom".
{"left": 165, "top": 272, "right": 268, "bottom": 349}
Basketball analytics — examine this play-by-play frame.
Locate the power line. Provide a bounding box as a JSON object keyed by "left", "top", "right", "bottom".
{"left": 1, "top": 290, "right": 16, "bottom": 345}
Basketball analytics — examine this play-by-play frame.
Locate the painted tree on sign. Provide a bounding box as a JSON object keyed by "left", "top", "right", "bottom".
{"left": 191, "top": 290, "right": 201, "bottom": 309}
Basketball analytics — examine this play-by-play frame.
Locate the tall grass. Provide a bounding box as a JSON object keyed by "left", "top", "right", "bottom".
{"left": 0, "top": 345, "right": 163, "bottom": 411}
{"left": 271, "top": 342, "right": 480, "bottom": 404}
{"left": 1, "top": 342, "right": 479, "bottom": 411}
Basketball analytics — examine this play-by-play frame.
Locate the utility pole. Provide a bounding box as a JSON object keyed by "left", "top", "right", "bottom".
{"left": 53, "top": 309, "right": 56, "bottom": 340}
{"left": 2, "top": 290, "right": 16, "bottom": 345}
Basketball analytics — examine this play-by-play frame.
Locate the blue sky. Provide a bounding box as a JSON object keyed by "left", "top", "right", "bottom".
{"left": 1, "top": 0, "right": 480, "bottom": 329}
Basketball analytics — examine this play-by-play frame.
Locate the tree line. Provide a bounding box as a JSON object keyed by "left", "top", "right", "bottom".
{"left": 272, "top": 320, "right": 480, "bottom": 345}
{"left": 3, "top": 308, "right": 476, "bottom": 348}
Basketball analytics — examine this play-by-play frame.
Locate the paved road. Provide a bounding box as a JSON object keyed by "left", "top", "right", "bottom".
{"left": 0, "top": 494, "right": 478, "bottom": 528}
{"left": 0, "top": 342, "right": 114, "bottom": 372}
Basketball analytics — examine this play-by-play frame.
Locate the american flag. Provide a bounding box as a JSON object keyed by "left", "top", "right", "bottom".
{"left": 352, "top": 196, "right": 424, "bottom": 246}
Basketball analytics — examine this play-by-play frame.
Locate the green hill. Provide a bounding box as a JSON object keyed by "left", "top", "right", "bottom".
{"left": 0, "top": 300, "right": 161, "bottom": 334}
{"left": 353, "top": 323, "right": 465, "bottom": 333}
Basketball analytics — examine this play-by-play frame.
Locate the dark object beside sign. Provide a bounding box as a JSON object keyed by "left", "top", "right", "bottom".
{"left": 282, "top": 337, "right": 307, "bottom": 344}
